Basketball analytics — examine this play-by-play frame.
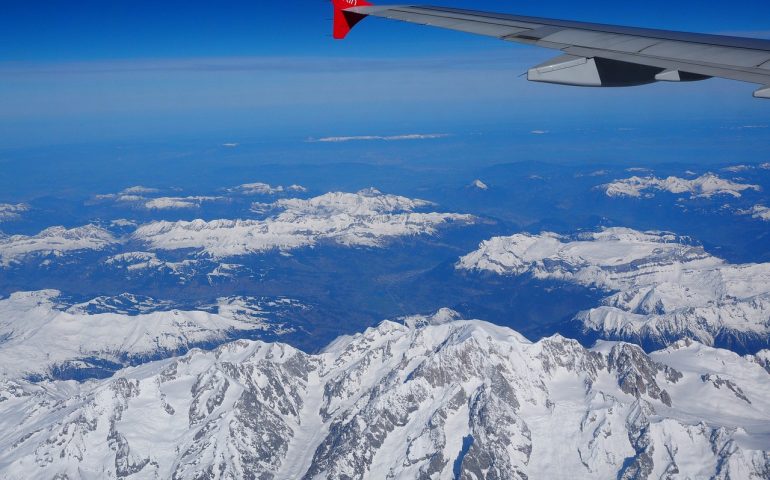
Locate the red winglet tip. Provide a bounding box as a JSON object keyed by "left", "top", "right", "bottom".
{"left": 332, "top": 0, "right": 373, "bottom": 40}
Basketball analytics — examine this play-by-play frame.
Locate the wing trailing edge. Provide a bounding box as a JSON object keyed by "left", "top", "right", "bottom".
{"left": 330, "top": 3, "right": 770, "bottom": 98}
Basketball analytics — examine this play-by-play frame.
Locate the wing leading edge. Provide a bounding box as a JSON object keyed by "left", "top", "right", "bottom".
{"left": 332, "top": 1, "right": 770, "bottom": 99}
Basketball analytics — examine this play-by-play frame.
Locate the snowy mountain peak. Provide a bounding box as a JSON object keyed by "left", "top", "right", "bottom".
{"left": 470, "top": 179, "right": 489, "bottom": 190}
{"left": 402, "top": 307, "right": 463, "bottom": 328}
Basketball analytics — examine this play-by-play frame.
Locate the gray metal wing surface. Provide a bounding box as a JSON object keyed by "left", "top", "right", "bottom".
{"left": 338, "top": 4, "right": 770, "bottom": 98}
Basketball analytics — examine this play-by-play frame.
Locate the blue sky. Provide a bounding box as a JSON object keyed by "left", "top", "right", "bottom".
{"left": 1, "top": 0, "right": 769, "bottom": 148}
{"left": 3, "top": 0, "right": 769, "bottom": 61}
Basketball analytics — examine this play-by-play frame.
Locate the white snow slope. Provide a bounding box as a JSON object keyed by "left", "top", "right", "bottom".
{"left": 0, "top": 290, "right": 296, "bottom": 381}
{"left": 458, "top": 227, "right": 770, "bottom": 350}
{"left": 0, "top": 310, "right": 768, "bottom": 479}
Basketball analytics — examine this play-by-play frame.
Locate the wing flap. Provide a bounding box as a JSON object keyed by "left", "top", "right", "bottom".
{"left": 640, "top": 41, "right": 770, "bottom": 68}
{"left": 540, "top": 30, "right": 661, "bottom": 53}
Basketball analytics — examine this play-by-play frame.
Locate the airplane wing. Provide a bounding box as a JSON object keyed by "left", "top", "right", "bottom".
{"left": 332, "top": 1, "right": 770, "bottom": 99}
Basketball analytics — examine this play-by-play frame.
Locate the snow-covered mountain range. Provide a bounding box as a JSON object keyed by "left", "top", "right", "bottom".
{"left": 102, "top": 252, "right": 252, "bottom": 286}
{"left": 0, "top": 290, "right": 303, "bottom": 381}
{"left": 103, "top": 251, "right": 201, "bottom": 279}
{"left": 133, "top": 189, "right": 475, "bottom": 257}
{"left": 0, "top": 225, "right": 117, "bottom": 267}
{"left": 92, "top": 186, "right": 226, "bottom": 210}
{"left": 2, "top": 171, "right": 769, "bottom": 479}
{"left": 458, "top": 228, "right": 770, "bottom": 352}
{"left": 0, "top": 310, "right": 768, "bottom": 479}
{"left": 0, "top": 189, "right": 475, "bottom": 269}
{"left": 230, "top": 182, "right": 307, "bottom": 195}
{"left": 143, "top": 196, "right": 222, "bottom": 210}
{"left": 601, "top": 173, "right": 760, "bottom": 198}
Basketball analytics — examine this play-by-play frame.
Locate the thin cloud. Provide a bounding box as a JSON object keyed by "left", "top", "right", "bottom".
{"left": 310, "top": 134, "right": 450, "bottom": 143}
{"left": 0, "top": 52, "right": 529, "bottom": 77}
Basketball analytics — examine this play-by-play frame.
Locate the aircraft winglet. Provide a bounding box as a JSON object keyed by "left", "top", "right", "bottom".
{"left": 332, "top": 0, "right": 372, "bottom": 39}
